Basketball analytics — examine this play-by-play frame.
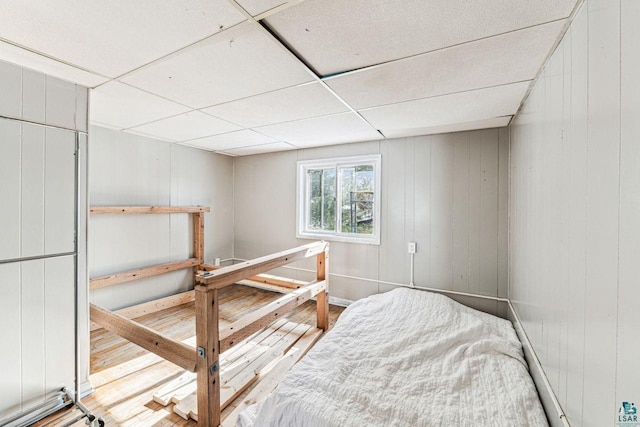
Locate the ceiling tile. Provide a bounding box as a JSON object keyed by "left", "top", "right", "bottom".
{"left": 128, "top": 110, "right": 241, "bottom": 142}
{"left": 0, "top": 0, "right": 245, "bottom": 78}
{"left": 221, "top": 141, "right": 298, "bottom": 156}
{"left": 381, "top": 117, "right": 512, "bottom": 139}
{"left": 255, "top": 112, "right": 381, "bottom": 147}
{"left": 326, "top": 20, "right": 566, "bottom": 110}
{"left": 90, "top": 81, "right": 190, "bottom": 129}
{"left": 265, "top": 0, "right": 577, "bottom": 75}
{"left": 120, "top": 22, "right": 313, "bottom": 109}
{"left": 0, "top": 40, "right": 108, "bottom": 87}
{"left": 235, "top": 0, "right": 287, "bottom": 16}
{"left": 182, "top": 129, "right": 277, "bottom": 151}
{"left": 201, "top": 82, "right": 348, "bottom": 128}
{"left": 359, "top": 82, "right": 530, "bottom": 130}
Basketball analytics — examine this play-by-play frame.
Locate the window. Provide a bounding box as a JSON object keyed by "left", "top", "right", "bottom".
{"left": 297, "top": 154, "right": 381, "bottom": 244}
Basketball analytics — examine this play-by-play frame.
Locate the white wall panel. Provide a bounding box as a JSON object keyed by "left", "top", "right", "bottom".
{"left": 89, "top": 126, "right": 234, "bottom": 310}
{"left": 0, "top": 59, "right": 87, "bottom": 419}
{"left": 20, "top": 124, "right": 45, "bottom": 257}
{"left": 617, "top": 0, "right": 640, "bottom": 418}
{"left": 0, "top": 263, "right": 22, "bottom": 418}
{"left": 21, "top": 260, "right": 46, "bottom": 404}
{"left": 0, "top": 119, "right": 21, "bottom": 261}
{"left": 509, "top": 0, "right": 638, "bottom": 424}
{"left": 234, "top": 130, "right": 509, "bottom": 303}
{"left": 44, "top": 128, "right": 76, "bottom": 255}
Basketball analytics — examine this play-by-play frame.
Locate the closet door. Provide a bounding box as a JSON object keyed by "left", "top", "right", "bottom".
{"left": 0, "top": 117, "right": 76, "bottom": 418}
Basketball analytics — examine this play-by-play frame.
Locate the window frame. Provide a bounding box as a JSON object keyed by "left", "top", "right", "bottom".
{"left": 296, "top": 154, "right": 381, "bottom": 245}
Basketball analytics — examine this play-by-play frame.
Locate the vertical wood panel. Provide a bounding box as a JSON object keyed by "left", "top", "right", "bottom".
{"left": 21, "top": 260, "right": 45, "bottom": 404}
{"left": 44, "top": 256, "right": 75, "bottom": 393}
{"left": 0, "top": 60, "right": 22, "bottom": 118}
{"left": 45, "top": 76, "right": 76, "bottom": 130}
{"left": 0, "top": 118, "right": 21, "bottom": 261}
{"left": 564, "top": 8, "right": 588, "bottom": 424}
{"left": 44, "top": 128, "right": 76, "bottom": 255}
{"left": 479, "top": 129, "right": 499, "bottom": 296}
{"left": 583, "top": 1, "right": 620, "bottom": 425}
{"left": 21, "top": 124, "right": 45, "bottom": 257}
{"left": 452, "top": 132, "right": 470, "bottom": 293}
{"left": 617, "top": 0, "right": 640, "bottom": 415}
{"left": 430, "top": 134, "right": 454, "bottom": 289}
{"left": 413, "top": 136, "right": 431, "bottom": 287}
{"left": 0, "top": 263, "right": 21, "bottom": 418}
{"left": 497, "top": 127, "right": 509, "bottom": 299}
{"left": 22, "top": 69, "right": 46, "bottom": 124}
{"left": 467, "top": 132, "right": 482, "bottom": 296}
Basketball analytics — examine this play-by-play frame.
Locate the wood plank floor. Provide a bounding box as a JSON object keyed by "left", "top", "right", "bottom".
{"left": 35, "top": 284, "right": 344, "bottom": 427}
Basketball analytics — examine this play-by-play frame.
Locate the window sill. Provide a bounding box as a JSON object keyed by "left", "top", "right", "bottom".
{"left": 297, "top": 231, "right": 380, "bottom": 245}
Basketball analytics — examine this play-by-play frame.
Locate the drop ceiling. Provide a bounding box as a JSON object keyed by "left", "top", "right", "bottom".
{"left": 0, "top": 0, "right": 580, "bottom": 156}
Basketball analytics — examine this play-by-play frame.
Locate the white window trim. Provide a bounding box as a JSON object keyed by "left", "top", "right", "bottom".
{"left": 296, "top": 154, "right": 381, "bottom": 245}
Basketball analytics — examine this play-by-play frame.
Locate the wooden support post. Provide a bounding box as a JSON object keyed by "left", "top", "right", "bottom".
{"left": 194, "top": 212, "right": 205, "bottom": 264}
{"left": 196, "top": 287, "right": 220, "bottom": 427}
{"left": 316, "top": 249, "right": 330, "bottom": 331}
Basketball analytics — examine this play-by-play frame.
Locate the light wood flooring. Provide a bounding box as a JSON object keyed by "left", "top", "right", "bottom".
{"left": 35, "top": 284, "right": 344, "bottom": 426}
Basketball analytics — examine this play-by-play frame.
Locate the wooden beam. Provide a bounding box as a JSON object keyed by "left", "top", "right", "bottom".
{"left": 90, "top": 303, "right": 197, "bottom": 372}
{"left": 194, "top": 212, "right": 204, "bottom": 263}
{"left": 90, "top": 258, "right": 200, "bottom": 289}
{"left": 195, "top": 241, "right": 328, "bottom": 290}
{"left": 90, "top": 206, "right": 210, "bottom": 214}
{"left": 219, "top": 280, "right": 326, "bottom": 353}
{"left": 90, "top": 290, "right": 196, "bottom": 331}
{"left": 244, "top": 273, "right": 306, "bottom": 289}
{"left": 195, "top": 288, "right": 220, "bottom": 427}
{"left": 316, "top": 249, "right": 330, "bottom": 331}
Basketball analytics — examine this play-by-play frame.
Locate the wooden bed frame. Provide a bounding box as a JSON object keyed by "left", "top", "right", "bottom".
{"left": 88, "top": 206, "right": 330, "bottom": 426}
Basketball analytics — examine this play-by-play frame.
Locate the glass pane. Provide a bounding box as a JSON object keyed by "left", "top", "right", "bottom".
{"left": 322, "top": 169, "right": 336, "bottom": 231}
{"left": 340, "top": 164, "right": 374, "bottom": 235}
{"left": 307, "top": 168, "right": 336, "bottom": 231}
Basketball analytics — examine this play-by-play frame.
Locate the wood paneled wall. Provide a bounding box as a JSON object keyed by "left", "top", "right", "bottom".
{"left": 88, "top": 126, "right": 234, "bottom": 311}
{"left": 233, "top": 129, "right": 509, "bottom": 307}
{"left": 509, "top": 1, "right": 639, "bottom": 425}
{"left": 0, "top": 59, "right": 88, "bottom": 419}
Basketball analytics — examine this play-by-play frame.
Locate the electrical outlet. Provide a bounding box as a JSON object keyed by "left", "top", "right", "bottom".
{"left": 408, "top": 241, "right": 417, "bottom": 254}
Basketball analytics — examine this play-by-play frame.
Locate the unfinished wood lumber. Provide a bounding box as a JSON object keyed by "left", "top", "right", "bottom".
{"left": 154, "top": 319, "right": 288, "bottom": 407}
{"left": 90, "top": 206, "right": 210, "bottom": 214}
{"left": 195, "top": 241, "right": 328, "bottom": 290}
{"left": 316, "top": 249, "right": 330, "bottom": 330}
{"left": 236, "top": 279, "right": 295, "bottom": 294}
{"left": 221, "top": 327, "right": 323, "bottom": 427}
{"left": 176, "top": 320, "right": 315, "bottom": 422}
{"left": 219, "top": 280, "right": 326, "bottom": 352}
{"left": 195, "top": 287, "right": 220, "bottom": 427}
{"left": 90, "top": 258, "right": 200, "bottom": 289}
{"left": 90, "top": 290, "right": 196, "bottom": 331}
{"left": 90, "top": 304, "right": 197, "bottom": 372}
{"left": 194, "top": 212, "right": 204, "bottom": 263}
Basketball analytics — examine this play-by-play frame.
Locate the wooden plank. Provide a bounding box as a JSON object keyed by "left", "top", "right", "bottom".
{"left": 195, "top": 241, "right": 328, "bottom": 290}
{"left": 219, "top": 280, "right": 326, "bottom": 353}
{"left": 90, "top": 290, "right": 196, "bottom": 331}
{"left": 243, "top": 274, "right": 306, "bottom": 289}
{"left": 194, "top": 212, "right": 204, "bottom": 263}
{"left": 316, "top": 250, "right": 329, "bottom": 330}
{"left": 221, "top": 328, "right": 323, "bottom": 427}
{"left": 185, "top": 321, "right": 313, "bottom": 422}
{"left": 90, "top": 258, "right": 200, "bottom": 289}
{"left": 154, "top": 319, "right": 288, "bottom": 407}
{"left": 236, "top": 279, "right": 295, "bottom": 294}
{"left": 195, "top": 287, "right": 220, "bottom": 427}
{"left": 90, "top": 206, "right": 210, "bottom": 214}
{"left": 90, "top": 303, "right": 197, "bottom": 372}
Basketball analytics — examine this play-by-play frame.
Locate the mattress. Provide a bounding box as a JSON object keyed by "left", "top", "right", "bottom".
{"left": 238, "top": 288, "right": 548, "bottom": 427}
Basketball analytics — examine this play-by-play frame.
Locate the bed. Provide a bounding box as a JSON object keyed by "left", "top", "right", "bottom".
{"left": 237, "top": 288, "right": 548, "bottom": 427}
